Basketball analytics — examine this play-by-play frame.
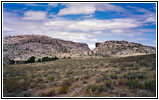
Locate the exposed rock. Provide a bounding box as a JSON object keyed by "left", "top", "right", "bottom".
{"left": 92, "top": 40, "right": 156, "bottom": 57}
{"left": 3, "top": 35, "right": 90, "bottom": 63}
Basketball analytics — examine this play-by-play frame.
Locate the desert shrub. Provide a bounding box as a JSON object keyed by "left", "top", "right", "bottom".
{"left": 50, "top": 81, "right": 58, "bottom": 86}
{"left": 85, "top": 84, "right": 107, "bottom": 94}
{"left": 126, "top": 79, "right": 142, "bottom": 88}
{"left": 59, "top": 86, "right": 68, "bottom": 94}
{"left": 110, "top": 74, "right": 118, "bottom": 79}
{"left": 96, "top": 74, "right": 109, "bottom": 83}
{"left": 9, "top": 60, "right": 15, "bottom": 64}
{"left": 67, "top": 57, "right": 71, "bottom": 59}
{"left": 87, "top": 81, "right": 113, "bottom": 93}
{"left": 123, "top": 73, "right": 146, "bottom": 80}
{"left": 41, "top": 89, "right": 55, "bottom": 97}
{"left": 83, "top": 80, "right": 87, "bottom": 84}
{"left": 20, "top": 80, "right": 31, "bottom": 91}
{"left": 99, "top": 63, "right": 104, "bottom": 66}
{"left": 66, "top": 71, "right": 73, "bottom": 77}
{"left": 104, "top": 80, "right": 114, "bottom": 89}
{"left": 120, "top": 67, "right": 127, "bottom": 71}
{"left": 3, "top": 79, "right": 22, "bottom": 94}
{"left": 112, "top": 65, "right": 118, "bottom": 67}
{"left": 144, "top": 80, "right": 156, "bottom": 91}
{"left": 3, "top": 78, "right": 30, "bottom": 96}
{"left": 62, "top": 79, "right": 72, "bottom": 86}
{"left": 96, "top": 77, "right": 104, "bottom": 83}
{"left": 37, "top": 78, "right": 43, "bottom": 82}
{"left": 48, "top": 77, "right": 55, "bottom": 81}
{"left": 18, "top": 91, "right": 32, "bottom": 97}
{"left": 85, "top": 84, "right": 99, "bottom": 93}
{"left": 137, "top": 90, "right": 154, "bottom": 97}
{"left": 119, "top": 79, "right": 127, "bottom": 85}
{"left": 97, "top": 84, "right": 107, "bottom": 93}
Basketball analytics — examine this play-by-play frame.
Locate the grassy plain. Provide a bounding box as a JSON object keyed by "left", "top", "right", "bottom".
{"left": 3, "top": 54, "right": 156, "bottom": 97}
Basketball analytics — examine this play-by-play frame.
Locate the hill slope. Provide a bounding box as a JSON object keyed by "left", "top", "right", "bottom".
{"left": 92, "top": 40, "right": 156, "bottom": 57}
{"left": 3, "top": 35, "right": 90, "bottom": 63}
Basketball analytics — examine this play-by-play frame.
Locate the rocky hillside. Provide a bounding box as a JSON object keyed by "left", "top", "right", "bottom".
{"left": 92, "top": 40, "right": 156, "bottom": 57}
{"left": 3, "top": 35, "right": 90, "bottom": 63}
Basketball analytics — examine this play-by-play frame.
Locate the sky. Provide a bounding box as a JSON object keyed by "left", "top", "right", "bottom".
{"left": 3, "top": 3, "right": 156, "bottom": 50}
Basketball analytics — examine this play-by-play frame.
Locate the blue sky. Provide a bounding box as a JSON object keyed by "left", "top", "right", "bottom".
{"left": 3, "top": 3, "right": 156, "bottom": 49}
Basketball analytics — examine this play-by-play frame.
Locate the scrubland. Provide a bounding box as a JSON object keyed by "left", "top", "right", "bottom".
{"left": 3, "top": 54, "right": 156, "bottom": 97}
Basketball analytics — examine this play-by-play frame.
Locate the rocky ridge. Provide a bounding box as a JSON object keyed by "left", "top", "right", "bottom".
{"left": 92, "top": 40, "right": 156, "bottom": 57}
{"left": 3, "top": 35, "right": 90, "bottom": 63}
{"left": 3, "top": 35, "right": 156, "bottom": 64}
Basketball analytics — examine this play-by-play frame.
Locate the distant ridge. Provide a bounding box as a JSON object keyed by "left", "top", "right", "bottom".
{"left": 3, "top": 35, "right": 90, "bottom": 64}
{"left": 92, "top": 40, "right": 156, "bottom": 57}
{"left": 3, "top": 35, "right": 156, "bottom": 64}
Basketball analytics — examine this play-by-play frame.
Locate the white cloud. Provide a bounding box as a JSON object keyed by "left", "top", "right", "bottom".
{"left": 44, "top": 18, "right": 141, "bottom": 32}
{"left": 96, "top": 3, "right": 125, "bottom": 12}
{"left": 88, "top": 38, "right": 98, "bottom": 42}
{"left": 126, "top": 5, "right": 156, "bottom": 24}
{"left": 145, "top": 16, "right": 156, "bottom": 23}
{"left": 58, "top": 3, "right": 96, "bottom": 16}
{"left": 21, "top": 11, "right": 47, "bottom": 21}
{"left": 3, "top": 26, "right": 13, "bottom": 32}
{"left": 58, "top": 3, "right": 126, "bottom": 16}
{"left": 111, "top": 29, "right": 124, "bottom": 33}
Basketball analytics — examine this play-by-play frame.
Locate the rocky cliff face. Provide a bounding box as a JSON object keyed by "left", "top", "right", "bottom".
{"left": 92, "top": 40, "right": 156, "bottom": 57}
{"left": 3, "top": 35, "right": 90, "bottom": 63}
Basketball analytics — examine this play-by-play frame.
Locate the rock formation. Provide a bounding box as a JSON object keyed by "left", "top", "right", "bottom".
{"left": 92, "top": 40, "right": 156, "bottom": 57}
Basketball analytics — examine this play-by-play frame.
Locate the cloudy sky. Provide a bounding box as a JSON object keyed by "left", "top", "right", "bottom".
{"left": 3, "top": 3, "right": 156, "bottom": 49}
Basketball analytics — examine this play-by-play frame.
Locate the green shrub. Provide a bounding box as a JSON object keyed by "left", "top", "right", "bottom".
{"left": 144, "top": 80, "right": 156, "bottom": 91}
{"left": 126, "top": 79, "right": 142, "bottom": 88}
{"left": 123, "top": 73, "right": 146, "bottom": 80}
{"left": 28, "top": 56, "right": 36, "bottom": 63}
{"left": 38, "top": 59, "right": 42, "bottom": 62}
{"left": 9, "top": 60, "right": 15, "bottom": 64}
{"left": 25, "top": 56, "right": 36, "bottom": 63}
{"left": 42, "top": 56, "right": 59, "bottom": 62}
{"left": 42, "top": 57, "right": 50, "bottom": 62}
{"left": 49, "top": 56, "right": 59, "bottom": 61}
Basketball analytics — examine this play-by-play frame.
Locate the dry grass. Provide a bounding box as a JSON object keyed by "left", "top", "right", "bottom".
{"left": 3, "top": 54, "right": 156, "bottom": 97}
